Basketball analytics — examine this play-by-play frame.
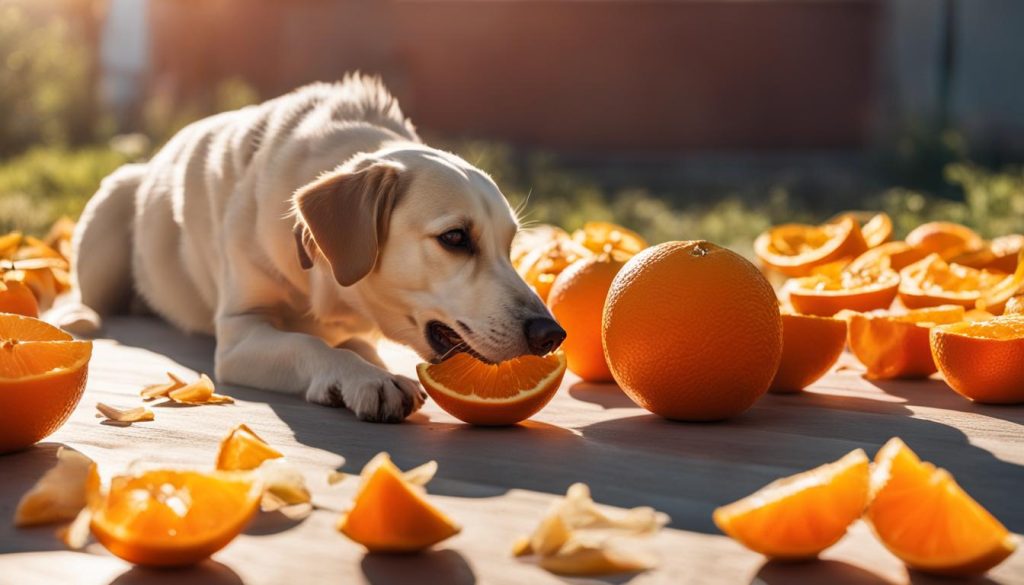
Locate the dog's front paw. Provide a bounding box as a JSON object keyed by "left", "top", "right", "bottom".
{"left": 306, "top": 368, "right": 426, "bottom": 423}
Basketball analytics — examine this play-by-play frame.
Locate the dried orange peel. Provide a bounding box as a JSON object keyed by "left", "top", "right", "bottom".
{"left": 867, "top": 438, "right": 1017, "bottom": 576}
{"left": 96, "top": 403, "right": 155, "bottom": 423}
{"left": 164, "top": 373, "right": 234, "bottom": 405}
{"left": 514, "top": 483, "right": 667, "bottom": 576}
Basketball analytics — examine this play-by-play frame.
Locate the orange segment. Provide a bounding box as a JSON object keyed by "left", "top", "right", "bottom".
{"left": 847, "top": 305, "right": 965, "bottom": 379}
{"left": 571, "top": 221, "right": 648, "bottom": 258}
{"left": 216, "top": 423, "right": 284, "bottom": 471}
{"left": 90, "top": 469, "right": 261, "bottom": 567}
{"left": 0, "top": 280, "right": 39, "bottom": 317}
{"left": 417, "top": 352, "right": 566, "bottom": 425}
{"left": 867, "top": 438, "right": 1017, "bottom": 576}
{"left": 786, "top": 264, "right": 899, "bottom": 317}
{"left": 930, "top": 315, "right": 1024, "bottom": 404}
{"left": 337, "top": 453, "right": 460, "bottom": 552}
{"left": 899, "top": 253, "right": 1023, "bottom": 312}
{"left": 0, "top": 314, "right": 91, "bottom": 453}
{"left": 769, "top": 313, "right": 847, "bottom": 393}
{"left": 713, "top": 449, "right": 869, "bottom": 559}
{"left": 754, "top": 216, "right": 868, "bottom": 277}
{"left": 906, "top": 222, "right": 984, "bottom": 260}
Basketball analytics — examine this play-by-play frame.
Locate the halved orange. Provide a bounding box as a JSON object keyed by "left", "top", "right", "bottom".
{"left": 515, "top": 235, "right": 593, "bottom": 302}
{"left": 951, "top": 234, "right": 1023, "bottom": 273}
{"left": 905, "top": 221, "right": 984, "bottom": 260}
{"left": 769, "top": 313, "right": 847, "bottom": 393}
{"left": 417, "top": 352, "right": 566, "bottom": 426}
{"left": 930, "top": 315, "right": 1024, "bottom": 404}
{"left": 571, "top": 221, "right": 648, "bottom": 258}
{"left": 0, "top": 279, "right": 39, "bottom": 317}
{"left": 832, "top": 211, "right": 892, "bottom": 248}
{"left": 899, "top": 253, "right": 1023, "bottom": 312}
{"left": 755, "top": 216, "right": 868, "bottom": 277}
{"left": 785, "top": 265, "right": 899, "bottom": 317}
{"left": 0, "top": 314, "right": 92, "bottom": 453}
{"left": 867, "top": 438, "right": 1017, "bottom": 576}
{"left": 846, "top": 241, "right": 929, "bottom": 274}
{"left": 216, "top": 423, "right": 284, "bottom": 471}
{"left": 90, "top": 469, "right": 261, "bottom": 567}
{"left": 337, "top": 453, "right": 460, "bottom": 552}
{"left": 847, "top": 305, "right": 965, "bottom": 379}
{"left": 713, "top": 449, "right": 869, "bottom": 559}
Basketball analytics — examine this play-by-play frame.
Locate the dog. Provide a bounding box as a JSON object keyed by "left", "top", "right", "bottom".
{"left": 54, "top": 74, "right": 565, "bottom": 423}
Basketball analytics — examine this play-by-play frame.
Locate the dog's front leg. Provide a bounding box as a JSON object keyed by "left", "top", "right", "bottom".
{"left": 214, "top": 313, "right": 424, "bottom": 423}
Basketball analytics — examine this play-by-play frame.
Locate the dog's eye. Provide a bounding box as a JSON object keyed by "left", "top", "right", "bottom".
{"left": 438, "top": 228, "right": 471, "bottom": 251}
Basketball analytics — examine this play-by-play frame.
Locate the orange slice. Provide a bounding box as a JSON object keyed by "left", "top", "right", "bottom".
{"left": 416, "top": 351, "right": 566, "bottom": 425}
{"left": 905, "top": 221, "right": 984, "bottom": 259}
{"left": 899, "top": 253, "right": 1024, "bottom": 312}
{"left": 90, "top": 469, "right": 261, "bottom": 567}
{"left": 0, "top": 313, "right": 92, "bottom": 453}
{"left": 571, "top": 221, "right": 648, "bottom": 258}
{"left": 713, "top": 449, "right": 869, "bottom": 559}
{"left": 846, "top": 241, "right": 929, "bottom": 274}
{"left": 867, "top": 438, "right": 1017, "bottom": 576}
{"left": 786, "top": 264, "right": 899, "bottom": 317}
{"left": 337, "top": 453, "right": 460, "bottom": 552}
{"left": 755, "top": 216, "right": 868, "bottom": 277}
{"left": 0, "top": 279, "right": 39, "bottom": 317}
{"left": 930, "top": 315, "right": 1024, "bottom": 404}
{"left": 216, "top": 423, "right": 284, "bottom": 471}
{"left": 769, "top": 313, "right": 847, "bottom": 393}
{"left": 847, "top": 305, "right": 965, "bottom": 379}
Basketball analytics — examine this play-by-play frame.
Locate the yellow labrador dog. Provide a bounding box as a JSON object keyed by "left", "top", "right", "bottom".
{"left": 56, "top": 74, "right": 565, "bottom": 423}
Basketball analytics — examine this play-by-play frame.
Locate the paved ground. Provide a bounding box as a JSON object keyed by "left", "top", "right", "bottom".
{"left": 1, "top": 316, "right": 1021, "bottom": 584}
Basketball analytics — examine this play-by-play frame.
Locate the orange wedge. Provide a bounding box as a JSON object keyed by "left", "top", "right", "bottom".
{"left": 0, "top": 279, "right": 39, "bottom": 317}
{"left": 571, "top": 221, "right": 648, "bottom": 258}
{"left": 216, "top": 423, "right": 284, "bottom": 471}
{"left": 867, "top": 438, "right": 1017, "bottom": 576}
{"left": 846, "top": 241, "right": 929, "bottom": 274}
{"left": 713, "top": 449, "right": 869, "bottom": 559}
{"left": 90, "top": 469, "right": 261, "bottom": 567}
{"left": 847, "top": 305, "right": 965, "bottom": 379}
{"left": 755, "top": 216, "right": 868, "bottom": 277}
{"left": 417, "top": 351, "right": 566, "bottom": 425}
{"left": 930, "top": 315, "right": 1024, "bottom": 404}
{"left": 785, "top": 264, "right": 899, "bottom": 317}
{"left": 0, "top": 314, "right": 92, "bottom": 453}
{"left": 769, "top": 313, "right": 847, "bottom": 393}
{"left": 337, "top": 453, "right": 460, "bottom": 552}
{"left": 905, "top": 221, "right": 984, "bottom": 260}
{"left": 899, "top": 253, "right": 1024, "bottom": 312}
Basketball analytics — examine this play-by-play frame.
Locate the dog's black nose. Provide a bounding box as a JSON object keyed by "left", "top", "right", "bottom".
{"left": 524, "top": 318, "right": 567, "bottom": 356}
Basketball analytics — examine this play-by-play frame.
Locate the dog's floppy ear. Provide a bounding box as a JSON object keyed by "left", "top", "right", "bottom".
{"left": 293, "top": 160, "right": 404, "bottom": 286}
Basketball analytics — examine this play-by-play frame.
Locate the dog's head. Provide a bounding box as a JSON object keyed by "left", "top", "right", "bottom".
{"left": 292, "top": 145, "right": 565, "bottom": 363}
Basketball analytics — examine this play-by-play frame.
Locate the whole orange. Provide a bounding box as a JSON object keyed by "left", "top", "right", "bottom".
{"left": 602, "top": 241, "right": 783, "bottom": 420}
{"left": 547, "top": 256, "right": 624, "bottom": 382}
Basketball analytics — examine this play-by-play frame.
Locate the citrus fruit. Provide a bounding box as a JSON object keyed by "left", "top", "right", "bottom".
{"left": 603, "top": 241, "right": 782, "bottom": 420}
{"left": 547, "top": 256, "right": 624, "bottom": 382}
{"left": 785, "top": 264, "right": 900, "bottom": 317}
{"left": 846, "top": 241, "right": 928, "bottom": 274}
{"left": 860, "top": 212, "right": 893, "bottom": 248}
{"left": 15, "top": 447, "right": 99, "bottom": 526}
{"left": 713, "top": 449, "right": 869, "bottom": 559}
{"left": 867, "top": 438, "right": 1017, "bottom": 576}
{"left": 0, "top": 279, "right": 39, "bottom": 317}
{"left": 216, "top": 423, "right": 284, "bottom": 471}
{"left": 951, "top": 234, "right": 1023, "bottom": 273}
{"left": 516, "top": 235, "right": 593, "bottom": 302}
{"left": 754, "top": 216, "right": 868, "bottom": 277}
{"left": 930, "top": 315, "right": 1024, "bottom": 403}
{"left": 90, "top": 469, "right": 261, "bottom": 567}
{"left": 571, "top": 221, "right": 648, "bottom": 257}
{"left": 0, "top": 313, "right": 92, "bottom": 453}
{"left": 416, "top": 351, "right": 566, "bottom": 425}
{"left": 769, "top": 313, "right": 847, "bottom": 393}
{"left": 847, "top": 305, "right": 965, "bottom": 379}
{"left": 337, "top": 453, "right": 460, "bottom": 552}
{"left": 905, "top": 221, "right": 983, "bottom": 259}
{"left": 1006, "top": 292, "right": 1024, "bottom": 316}
{"left": 899, "top": 253, "right": 1023, "bottom": 312}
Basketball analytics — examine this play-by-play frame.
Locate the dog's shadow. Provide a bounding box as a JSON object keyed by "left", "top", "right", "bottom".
{"left": 98, "top": 317, "right": 1024, "bottom": 537}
